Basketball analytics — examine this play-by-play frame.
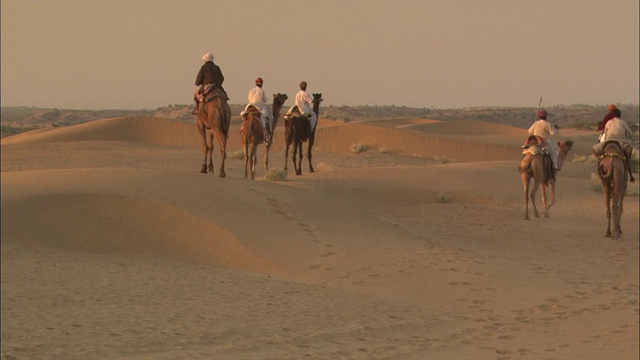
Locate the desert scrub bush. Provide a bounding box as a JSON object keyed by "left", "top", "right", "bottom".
{"left": 229, "top": 150, "right": 244, "bottom": 159}
{"left": 265, "top": 169, "right": 288, "bottom": 181}
{"left": 436, "top": 192, "right": 452, "bottom": 203}
{"left": 350, "top": 143, "right": 369, "bottom": 154}
{"left": 434, "top": 156, "right": 451, "bottom": 164}
{"left": 0, "top": 125, "right": 37, "bottom": 138}
{"left": 572, "top": 154, "right": 597, "bottom": 163}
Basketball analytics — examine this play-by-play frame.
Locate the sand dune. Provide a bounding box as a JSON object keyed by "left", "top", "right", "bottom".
{"left": 1, "top": 115, "right": 638, "bottom": 359}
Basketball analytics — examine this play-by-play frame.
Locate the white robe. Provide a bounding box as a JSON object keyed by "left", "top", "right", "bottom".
{"left": 294, "top": 90, "right": 317, "bottom": 129}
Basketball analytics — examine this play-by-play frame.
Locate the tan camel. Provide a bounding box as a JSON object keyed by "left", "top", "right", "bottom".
{"left": 239, "top": 93, "right": 288, "bottom": 179}
{"left": 597, "top": 141, "right": 629, "bottom": 239}
{"left": 195, "top": 91, "right": 231, "bottom": 177}
{"left": 520, "top": 139, "right": 574, "bottom": 220}
{"left": 240, "top": 106, "right": 264, "bottom": 179}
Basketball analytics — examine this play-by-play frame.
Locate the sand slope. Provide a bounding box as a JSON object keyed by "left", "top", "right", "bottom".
{"left": 1, "top": 116, "right": 638, "bottom": 360}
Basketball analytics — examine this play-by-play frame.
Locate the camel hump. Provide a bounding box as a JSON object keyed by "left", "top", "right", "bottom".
{"left": 603, "top": 139, "right": 624, "bottom": 149}
{"left": 205, "top": 88, "right": 229, "bottom": 102}
{"left": 522, "top": 145, "right": 545, "bottom": 156}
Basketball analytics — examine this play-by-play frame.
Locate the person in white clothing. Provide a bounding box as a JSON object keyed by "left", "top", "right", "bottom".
{"left": 286, "top": 81, "right": 317, "bottom": 129}
{"left": 592, "top": 108, "right": 635, "bottom": 182}
{"left": 240, "top": 77, "right": 272, "bottom": 142}
{"left": 523, "top": 110, "right": 559, "bottom": 170}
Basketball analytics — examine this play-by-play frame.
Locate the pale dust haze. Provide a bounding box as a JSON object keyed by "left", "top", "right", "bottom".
{"left": 1, "top": 0, "right": 638, "bottom": 110}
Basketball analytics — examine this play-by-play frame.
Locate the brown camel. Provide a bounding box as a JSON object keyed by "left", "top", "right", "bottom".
{"left": 195, "top": 91, "right": 231, "bottom": 177}
{"left": 597, "top": 141, "right": 629, "bottom": 239}
{"left": 519, "top": 139, "right": 574, "bottom": 220}
{"left": 269, "top": 93, "right": 288, "bottom": 140}
{"left": 283, "top": 107, "right": 311, "bottom": 176}
{"left": 284, "top": 93, "right": 323, "bottom": 175}
{"left": 240, "top": 106, "right": 264, "bottom": 179}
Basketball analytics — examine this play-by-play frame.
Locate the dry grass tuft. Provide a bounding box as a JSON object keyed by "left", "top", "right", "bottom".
{"left": 265, "top": 169, "right": 288, "bottom": 181}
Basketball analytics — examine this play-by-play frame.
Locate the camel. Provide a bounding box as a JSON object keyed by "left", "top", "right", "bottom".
{"left": 240, "top": 106, "right": 264, "bottom": 179}
{"left": 519, "top": 139, "right": 573, "bottom": 220}
{"left": 264, "top": 93, "right": 288, "bottom": 172}
{"left": 283, "top": 107, "right": 311, "bottom": 176}
{"left": 306, "top": 93, "right": 324, "bottom": 173}
{"left": 195, "top": 90, "right": 231, "bottom": 177}
{"left": 269, "top": 93, "right": 288, "bottom": 140}
{"left": 238, "top": 93, "right": 288, "bottom": 179}
{"left": 597, "top": 141, "right": 629, "bottom": 239}
{"left": 283, "top": 93, "right": 323, "bottom": 175}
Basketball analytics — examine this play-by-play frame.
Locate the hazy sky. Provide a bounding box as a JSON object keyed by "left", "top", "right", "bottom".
{"left": 1, "top": 0, "right": 638, "bottom": 110}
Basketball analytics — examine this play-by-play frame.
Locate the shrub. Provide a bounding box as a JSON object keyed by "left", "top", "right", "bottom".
{"left": 572, "top": 154, "right": 597, "bottom": 163}
{"left": 350, "top": 143, "right": 368, "bottom": 154}
{"left": 229, "top": 150, "right": 244, "bottom": 159}
{"left": 265, "top": 169, "right": 288, "bottom": 181}
{"left": 436, "top": 192, "right": 452, "bottom": 203}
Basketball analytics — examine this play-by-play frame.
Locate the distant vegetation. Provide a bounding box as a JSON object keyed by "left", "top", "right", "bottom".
{"left": 2, "top": 103, "right": 638, "bottom": 138}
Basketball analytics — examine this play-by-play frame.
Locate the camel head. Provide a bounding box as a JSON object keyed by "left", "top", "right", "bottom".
{"left": 312, "top": 93, "right": 323, "bottom": 103}
{"left": 273, "top": 93, "right": 288, "bottom": 105}
{"left": 559, "top": 140, "right": 574, "bottom": 153}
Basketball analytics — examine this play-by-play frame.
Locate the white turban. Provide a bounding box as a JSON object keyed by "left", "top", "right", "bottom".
{"left": 202, "top": 52, "right": 214, "bottom": 62}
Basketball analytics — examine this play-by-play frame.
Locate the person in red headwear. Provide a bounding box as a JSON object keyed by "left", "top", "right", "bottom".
{"left": 240, "top": 77, "right": 272, "bottom": 143}
{"left": 523, "top": 110, "right": 560, "bottom": 169}
{"left": 597, "top": 104, "right": 618, "bottom": 143}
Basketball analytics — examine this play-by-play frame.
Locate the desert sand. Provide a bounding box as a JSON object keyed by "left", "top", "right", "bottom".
{"left": 1, "top": 114, "right": 638, "bottom": 360}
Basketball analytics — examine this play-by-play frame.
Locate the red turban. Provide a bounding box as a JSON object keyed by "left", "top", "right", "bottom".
{"left": 607, "top": 104, "right": 617, "bottom": 111}
{"left": 255, "top": 77, "right": 263, "bottom": 85}
{"left": 537, "top": 110, "right": 548, "bottom": 119}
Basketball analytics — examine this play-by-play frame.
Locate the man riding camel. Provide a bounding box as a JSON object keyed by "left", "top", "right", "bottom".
{"left": 192, "top": 52, "right": 227, "bottom": 115}
{"left": 285, "top": 81, "right": 317, "bottom": 130}
{"left": 240, "top": 77, "right": 272, "bottom": 143}
{"left": 593, "top": 108, "right": 635, "bottom": 182}
{"left": 522, "top": 110, "right": 560, "bottom": 170}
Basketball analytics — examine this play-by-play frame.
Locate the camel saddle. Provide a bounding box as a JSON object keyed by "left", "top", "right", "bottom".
{"left": 599, "top": 139, "right": 632, "bottom": 159}
{"left": 521, "top": 135, "right": 549, "bottom": 157}
{"left": 196, "top": 84, "right": 229, "bottom": 103}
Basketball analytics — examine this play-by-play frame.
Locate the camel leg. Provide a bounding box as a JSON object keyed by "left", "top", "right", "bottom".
{"left": 603, "top": 183, "right": 612, "bottom": 237}
{"left": 545, "top": 181, "right": 556, "bottom": 218}
{"left": 215, "top": 130, "right": 227, "bottom": 178}
{"left": 295, "top": 142, "right": 303, "bottom": 176}
{"left": 207, "top": 131, "right": 215, "bottom": 174}
{"left": 529, "top": 179, "right": 540, "bottom": 219}
{"left": 243, "top": 143, "right": 250, "bottom": 179}
{"left": 264, "top": 144, "right": 270, "bottom": 174}
{"left": 197, "top": 124, "right": 209, "bottom": 174}
{"left": 284, "top": 143, "right": 290, "bottom": 171}
{"left": 612, "top": 188, "right": 624, "bottom": 239}
{"left": 540, "top": 183, "right": 549, "bottom": 218}
{"left": 250, "top": 143, "right": 257, "bottom": 179}
{"left": 307, "top": 131, "right": 315, "bottom": 173}
{"left": 292, "top": 142, "right": 299, "bottom": 175}
{"left": 523, "top": 175, "right": 531, "bottom": 220}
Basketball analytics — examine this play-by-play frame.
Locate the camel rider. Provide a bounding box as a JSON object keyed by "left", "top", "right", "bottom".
{"left": 523, "top": 110, "right": 560, "bottom": 170}
{"left": 593, "top": 108, "right": 635, "bottom": 182}
{"left": 192, "top": 52, "right": 227, "bottom": 114}
{"left": 285, "top": 81, "right": 317, "bottom": 130}
{"left": 597, "top": 104, "right": 618, "bottom": 143}
{"left": 240, "top": 77, "right": 272, "bottom": 143}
